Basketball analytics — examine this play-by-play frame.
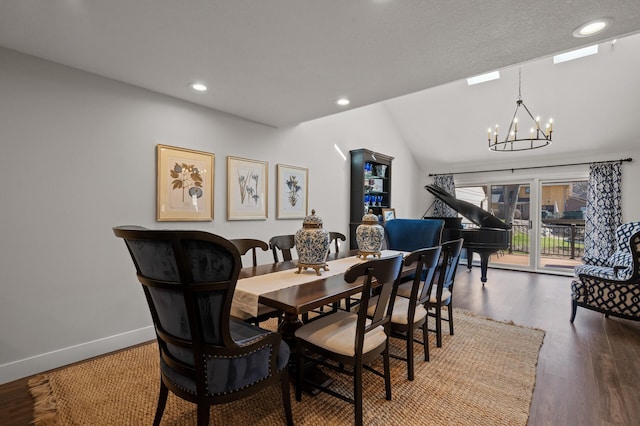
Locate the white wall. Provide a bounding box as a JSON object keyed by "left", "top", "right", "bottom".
{"left": 0, "top": 48, "right": 420, "bottom": 384}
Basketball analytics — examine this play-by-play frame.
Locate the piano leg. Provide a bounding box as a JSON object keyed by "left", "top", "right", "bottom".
{"left": 478, "top": 251, "right": 490, "bottom": 284}
{"left": 464, "top": 248, "right": 492, "bottom": 284}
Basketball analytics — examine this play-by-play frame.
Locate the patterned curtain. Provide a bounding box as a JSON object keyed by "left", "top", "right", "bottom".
{"left": 433, "top": 174, "right": 457, "bottom": 217}
{"left": 583, "top": 162, "right": 622, "bottom": 265}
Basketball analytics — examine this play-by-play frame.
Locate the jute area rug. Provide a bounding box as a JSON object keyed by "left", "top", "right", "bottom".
{"left": 29, "top": 309, "right": 544, "bottom": 425}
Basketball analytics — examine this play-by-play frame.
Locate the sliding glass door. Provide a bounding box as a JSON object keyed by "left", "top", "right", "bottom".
{"left": 455, "top": 183, "right": 532, "bottom": 270}
{"left": 537, "top": 180, "right": 586, "bottom": 272}
{"left": 455, "top": 177, "right": 586, "bottom": 275}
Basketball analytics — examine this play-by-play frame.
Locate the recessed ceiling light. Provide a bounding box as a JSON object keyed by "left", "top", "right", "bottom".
{"left": 466, "top": 71, "right": 500, "bottom": 86}
{"left": 336, "top": 98, "right": 350, "bottom": 106}
{"left": 190, "top": 82, "right": 208, "bottom": 92}
{"left": 573, "top": 18, "right": 611, "bottom": 38}
{"left": 553, "top": 45, "right": 598, "bottom": 64}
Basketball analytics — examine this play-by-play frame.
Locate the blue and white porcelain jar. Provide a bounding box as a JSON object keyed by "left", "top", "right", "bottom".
{"left": 356, "top": 210, "right": 384, "bottom": 259}
{"left": 294, "top": 209, "right": 330, "bottom": 275}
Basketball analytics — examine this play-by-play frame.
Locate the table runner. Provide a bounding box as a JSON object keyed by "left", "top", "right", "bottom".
{"left": 232, "top": 250, "right": 406, "bottom": 317}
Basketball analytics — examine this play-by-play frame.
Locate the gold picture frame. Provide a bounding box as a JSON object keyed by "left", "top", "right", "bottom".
{"left": 156, "top": 144, "right": 214, "bottom": 221}
{"left": 276, "top": 164, "right": 308, "bottom": 219}
{"left": 382, "top": 208, "right": 396, "bottom": 222}
{"left": 227, "top": 156, "right": 268, "bottom": 220}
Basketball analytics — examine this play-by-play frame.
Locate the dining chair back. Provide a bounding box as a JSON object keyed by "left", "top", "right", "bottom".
{"left": 269, "top": 234, "right": 296, "bottom": 263}
{"left": 230, "top": 238, "right": 269, "bottom": 267}
{"left": 113, "top": 226, "right": 292, "bottom": 426}
{"left": 427, "top": 238, "right": 464, "bottom": 347}
{"left": 294, "top": 254, "right": 403, "bottom": 426}
{"left": 328, "top": 231, "right": 347, "bottom": 253}
{"left": 230, "top": 238, "right": 282, "bottom": 324}
{"left": 383, "top": 246, "right": 441, "bottom": 379}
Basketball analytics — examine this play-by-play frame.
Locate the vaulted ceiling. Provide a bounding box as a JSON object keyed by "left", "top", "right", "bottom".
{"left": 2, "top": 1, "right": 640, "bottom": 171}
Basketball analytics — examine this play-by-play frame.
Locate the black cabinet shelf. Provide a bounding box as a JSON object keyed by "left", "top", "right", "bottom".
{"left": 349, "top": 149, "right": 394, "bottom": 249}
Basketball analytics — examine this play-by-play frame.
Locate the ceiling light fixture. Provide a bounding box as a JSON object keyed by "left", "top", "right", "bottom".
{"left": 488, "top": 68, "right": 553, "bottom": 152}
{"left": 336, "top": 97, "right": 350, "bottom": 106}
{"left": 190, "top": 82, "right": 208, "bottom": 92}
{"left": 573, "top": 18, "right": 610, "bottom": 38}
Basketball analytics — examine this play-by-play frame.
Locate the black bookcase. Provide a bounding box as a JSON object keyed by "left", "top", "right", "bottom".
{"left": 349, "top": 149, "right": 394, "bottom": 249}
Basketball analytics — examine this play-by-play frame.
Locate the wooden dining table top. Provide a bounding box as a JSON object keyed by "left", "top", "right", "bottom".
{"left": 238, "top": 250, "right": 411, "bottom": 317}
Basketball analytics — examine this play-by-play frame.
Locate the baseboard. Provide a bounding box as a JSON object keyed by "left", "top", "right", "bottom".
{"left": 0, "top": 326, "right": 156, "bottom": 385}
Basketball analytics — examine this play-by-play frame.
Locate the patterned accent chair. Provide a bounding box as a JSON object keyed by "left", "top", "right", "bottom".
{"left": 571, "top": 222, "right": 640, "bottom": 322}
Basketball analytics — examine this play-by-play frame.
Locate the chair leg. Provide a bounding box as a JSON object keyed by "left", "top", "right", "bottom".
{"left": 280, "top": 372, "right": 294, "bottom": 426}
{"left": 448, "top": 304, "right": 454, "bottom": 336}
{"left": 197, "top": 404, "right": 210, "bottom": 426}
{"left": 422, "top": 320, "right": 429, "bottom": 362}
{"left": 436, "top": 307, "right": 443, "bottom": 348}
{"left": 296, "top": 347, "right": 304, "bottom": 402}
{"left": 570, "top": 299, "right": 577, "bottom": 323}
{"left": 153, "top": 380, "right": 169, "bottom": 426}
{"left": 383, "top": 341, "right": 391, "bottom": 400}
{"left": 354, "top": 361, "right": 363, "bottom": 426}
{"left": 406, "top": 326, "right": 415, "bottom": 381}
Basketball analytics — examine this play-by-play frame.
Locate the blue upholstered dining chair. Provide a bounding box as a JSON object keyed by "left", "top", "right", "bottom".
{"left": 384, "top": 218, "right": 444, "bottom": 252}
{"left": 113, "top": 226, "right": 292, "bottom": 426}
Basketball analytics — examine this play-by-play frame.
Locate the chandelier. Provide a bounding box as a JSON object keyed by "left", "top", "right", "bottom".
{"left": 488, "top": 68, "right": 553, "bottom": 152}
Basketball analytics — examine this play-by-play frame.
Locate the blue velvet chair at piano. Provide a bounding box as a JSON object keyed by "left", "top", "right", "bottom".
{"left": 383, "top": 218, "right": 445, "bottom": 253}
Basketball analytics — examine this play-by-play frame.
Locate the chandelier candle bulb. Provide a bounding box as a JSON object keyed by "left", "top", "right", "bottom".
{"left": 514, "top": 118, "right": 518, "bottom": 132}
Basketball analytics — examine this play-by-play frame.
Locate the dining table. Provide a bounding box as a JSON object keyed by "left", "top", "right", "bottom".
{"left": 231, "top": 249, "right": 411, "bottom": 393}
{"left": 233, "top": 249, "right": 408, "bottom": 341}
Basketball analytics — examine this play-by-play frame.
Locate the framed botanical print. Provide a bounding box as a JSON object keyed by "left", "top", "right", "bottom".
{"left": 227, "top": 156, "right": 268, "bottom": 220}
{"left": 156, "top": 144, "right": 214, "bottom": 221}
{"left": 276, "top": 164, "right": 308, "bottom": 219}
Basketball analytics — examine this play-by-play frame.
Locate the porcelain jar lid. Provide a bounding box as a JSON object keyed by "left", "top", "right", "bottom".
{"left": 361, "top": 209, "right": 379, "bottom": 225}
{"left": 302, "top": 209, "right": 324, "bottom": 229}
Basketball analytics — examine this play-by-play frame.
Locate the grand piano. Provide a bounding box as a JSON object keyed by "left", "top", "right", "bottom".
{"left": 425, "top": 184, "right": 511, "bottom": 284}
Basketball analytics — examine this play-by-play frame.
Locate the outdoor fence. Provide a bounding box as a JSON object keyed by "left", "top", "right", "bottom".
{"left": 462, "top": 222, "right": 585, "bottom": 260}
{"left": 510, "top": 223, "right": 585, "bottom": 259}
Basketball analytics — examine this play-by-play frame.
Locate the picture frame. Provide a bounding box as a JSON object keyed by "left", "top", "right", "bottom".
{"left": 227, "top": 156, "right": 268, "bottom": 220}
{"left": 382, "top": 208, "right": 396, "bottom": 222}
{"left": 156, "top": 144, "right": 214, "bottom": 222}
{"left": 276, "top": 164, "right": 309, "bottom": 219}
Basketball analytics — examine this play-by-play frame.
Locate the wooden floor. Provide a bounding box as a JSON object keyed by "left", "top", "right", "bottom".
{"left": 1, "top": 266, "right": 639, "bottom": 425}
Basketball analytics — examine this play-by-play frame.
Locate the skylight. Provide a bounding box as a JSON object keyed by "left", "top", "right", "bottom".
{"left": 466, "top": 71, "right": 500, "bottom": 86}
{"left": 553, "top": 45, "right": 598, "bottom": 64}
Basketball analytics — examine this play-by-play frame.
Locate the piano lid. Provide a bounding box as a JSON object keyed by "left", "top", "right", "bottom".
{"left": 425, "top": 184, "right": 510, "bottom": 230}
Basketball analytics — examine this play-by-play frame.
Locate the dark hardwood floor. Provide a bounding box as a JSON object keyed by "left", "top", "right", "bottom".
{"left": 1, "top": 266, "right": 639, "bottom": 425}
